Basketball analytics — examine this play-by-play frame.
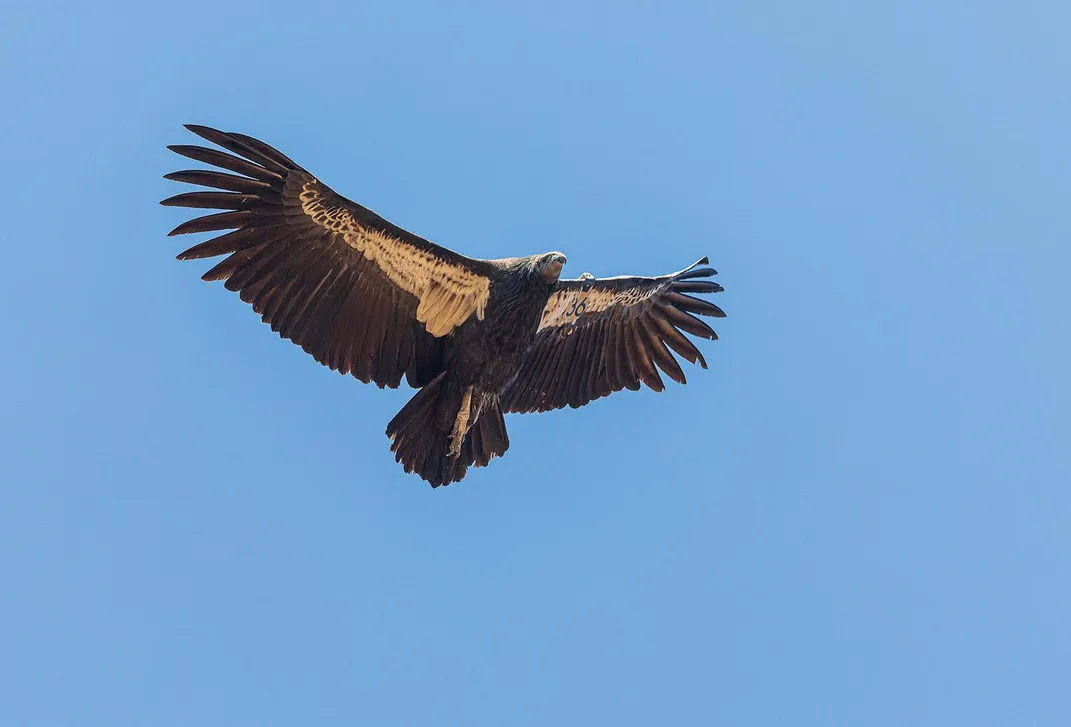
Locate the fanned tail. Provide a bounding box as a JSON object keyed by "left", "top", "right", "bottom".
{"left": 385, "top": 375, "right": 510, "bottom": 487}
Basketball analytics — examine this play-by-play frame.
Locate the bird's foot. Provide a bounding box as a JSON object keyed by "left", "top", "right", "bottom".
{"left": 447, "top": 436, "right": 463, "bottom": 458}
{"left": 447, "top": 385, "right": 474, "bottom": 459}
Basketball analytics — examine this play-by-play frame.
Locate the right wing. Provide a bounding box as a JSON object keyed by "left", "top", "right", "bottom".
{"left": 161, "top": 125, "right": 497, "bottom": 389}
{"left": 501, "top": 259, "right": 724, "bottom": 413}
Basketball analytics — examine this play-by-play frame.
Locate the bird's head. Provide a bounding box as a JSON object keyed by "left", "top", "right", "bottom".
{"left": 537, "top": 252, "right": 568, "bottom": 285}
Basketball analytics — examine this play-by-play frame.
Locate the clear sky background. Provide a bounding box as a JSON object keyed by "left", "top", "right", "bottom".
{"left": 2, "top": 1, "right": 1068, "bottom": 725}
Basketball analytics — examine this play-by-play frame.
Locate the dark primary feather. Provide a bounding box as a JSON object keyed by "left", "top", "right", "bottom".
{"left": 501, "top": 259, "right": 724, "bottom": 413}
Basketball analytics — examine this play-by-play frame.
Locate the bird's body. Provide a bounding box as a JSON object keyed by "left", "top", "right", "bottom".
{"left": 447, "top": 256, "right": 560, "bottom": 398}
{"left": 388, "top": 255, "right": 562, "bottom": 483}
{"left": 162, "top": 125, "right": 725, "bottom": 486}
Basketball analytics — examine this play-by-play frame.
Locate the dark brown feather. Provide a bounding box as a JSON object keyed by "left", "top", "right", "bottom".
{"left": 286, "top": 265, "right": 344, "bottom": 350}
{"left": 664, "top": 291, "right": 726, "bottom": 317}
{"left": 673, "top": 280, "right": 724, "bottom": 294}
{"left": 183, "top": 124, "right": 290, "bottom": 174}
{"left": 675, "top": 264, "right": 717, "bottom": 280}
{"left": 568, "top": 324, "right": 597, "bottom": 408}
{"left": 168, "top": 210, "right": 257, "bottom": 236}
{"left": 377, "top": 301, "right": 408, "bottom": 388}
{"left": 166, "top": 145, "right": 282, "bottom": 183}
{"left": 649, "top": 312, "right": 708, "bottom": 368}
{"left": 321, "top": 279, "right": 362, "bottom": 374}
{"left": 161, "top": 191, "right": 262, "bottom": 210}
{"left": 281, "top": 251, "right": 346, "bottom": 342}
{"left": 658, "top": 304, "right": 719, "bottom": 340}
{"left": 551, "top": 329, "right": 583, "bottom": 408}
{"left": 576, "top": 320, "right": 606, "bottom": 406}
{"left": 223, "top": 240, "right": 292, "bottom": 292}
{"left": 229, "top": 131, "right": 305, "bottom": 172}
{"left": 176, "top": 228, "right": 258, "bottom": 260}
{"left": 629, "top": 324, "right": 664, "bottom": 392}
{"left": 514, "top": 335, "right": 552, "bottom": 411}
{"left": 165, "top": 170, "right": 277, "bottom": 195}
{"left": 641, "top": 319, "right": 687, "bottom": 385}
{"left": 201, "top": 243, "right": 269, "bottom": 282}
{"left": 603, "top": 322, "right": 622, "bottom": 391}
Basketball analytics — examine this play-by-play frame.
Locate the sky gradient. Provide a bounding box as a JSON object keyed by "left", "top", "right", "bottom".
{"left": 2, "top": 1, "right": 1069, "bottom": 725}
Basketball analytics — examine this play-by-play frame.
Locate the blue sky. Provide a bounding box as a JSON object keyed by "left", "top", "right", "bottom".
{"left": 2, "top": 1, "right": 1068, "bottom": 724}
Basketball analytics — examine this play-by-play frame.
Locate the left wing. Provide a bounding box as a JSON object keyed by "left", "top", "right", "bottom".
{"left": 501, "top": 259, "right": 724, "bottom": 413}
{"left": 160, "top": 124, "right": 497, "bottom": 390}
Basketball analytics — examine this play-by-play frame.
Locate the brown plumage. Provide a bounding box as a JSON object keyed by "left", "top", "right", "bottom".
{"left": 162, "top": 125, "right": 725, "bottom": 487}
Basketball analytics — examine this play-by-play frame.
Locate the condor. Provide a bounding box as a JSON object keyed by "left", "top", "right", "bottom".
{"left": 162, "top": 125, "right": 725, "bottom": 486}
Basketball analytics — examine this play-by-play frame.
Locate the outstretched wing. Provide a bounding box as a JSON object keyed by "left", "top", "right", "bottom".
{"left": 501, "top": 259, "right": 724, "bottom": 413}
{"left": 162, "top": 124, "right": 497, "bottom": 389}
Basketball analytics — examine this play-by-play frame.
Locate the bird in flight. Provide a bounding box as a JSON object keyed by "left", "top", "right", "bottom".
{"left": 161, "top": 125, "right": 725, "bottom": 487}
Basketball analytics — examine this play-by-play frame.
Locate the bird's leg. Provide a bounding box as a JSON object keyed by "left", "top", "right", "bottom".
{"left": 448, "top": 386, "right": 474, "bottom": 458}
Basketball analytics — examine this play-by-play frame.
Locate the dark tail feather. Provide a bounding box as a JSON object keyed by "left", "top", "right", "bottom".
{"left": 385, "top": 377, "right": 510, "bottom": 487}
{"left": 468, "top": 400, "right": 509, "bottom": 469}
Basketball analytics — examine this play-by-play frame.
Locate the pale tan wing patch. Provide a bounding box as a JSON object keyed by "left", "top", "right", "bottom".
{"left": 538, "top": 281, "right": 661, "bottom": 331}
{"left": 300, "top": 183, "right": 490, "bottom": 337}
